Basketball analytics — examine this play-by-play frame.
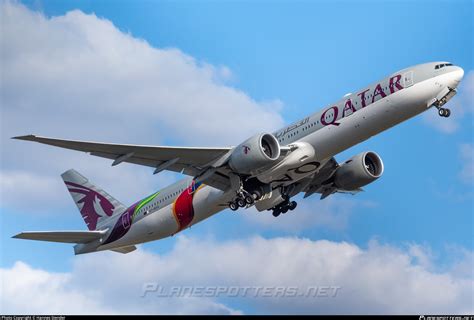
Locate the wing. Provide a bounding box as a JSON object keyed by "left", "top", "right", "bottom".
{"left": 13, "top": 230, "right": 106, "bottom": 243}
{"left": 13, "top": 135, "right": 233, "bottom": 190}
{"left": 301, "top": 157, "right": 363, "bottom": 199}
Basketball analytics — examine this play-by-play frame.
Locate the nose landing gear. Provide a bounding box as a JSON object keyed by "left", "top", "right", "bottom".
{"left": 432, "top": 87, "right": 456, "bottom": 118}
{"left": 437, "top": 107, "right": 451, "bottom": 117}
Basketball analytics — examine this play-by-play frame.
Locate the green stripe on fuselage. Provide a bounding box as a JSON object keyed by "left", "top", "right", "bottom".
{"left": 132, "top": 192, "right": 160, "bottom": 220}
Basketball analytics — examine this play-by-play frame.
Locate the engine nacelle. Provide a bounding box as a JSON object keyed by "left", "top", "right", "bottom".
{"left": 334, "top": 151, "right": 384, "bottom": 190}
{"left": 228, "top": 133, "right": 280, "bottom": 175}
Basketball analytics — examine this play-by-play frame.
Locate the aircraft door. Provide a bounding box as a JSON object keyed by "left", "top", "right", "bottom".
{"left": 403, "top": 71, "right": 414, "bottom": 87}
{"left": 122, "top": 211, "right": 131, "bottom": 229}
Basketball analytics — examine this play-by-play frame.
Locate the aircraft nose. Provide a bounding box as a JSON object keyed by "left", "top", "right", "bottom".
{"left": 451, "top": 66, "right": 464, "bottom": 85}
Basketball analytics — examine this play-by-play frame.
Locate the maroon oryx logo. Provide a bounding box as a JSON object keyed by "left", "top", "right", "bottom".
{"left": 65, "top": 181, "right": 115, "bottom": 230}
{"left": 242, "top": 145, "right": 250, "bottom": 155}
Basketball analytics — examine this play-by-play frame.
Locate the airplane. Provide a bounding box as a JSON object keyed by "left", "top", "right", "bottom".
{"left": 12, "top": 61, "right": 464, "bottom": 255}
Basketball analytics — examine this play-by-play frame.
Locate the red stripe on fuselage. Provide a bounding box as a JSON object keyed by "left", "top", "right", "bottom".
{"left": 172, "top": 184, "right": 202, "bottom": 232}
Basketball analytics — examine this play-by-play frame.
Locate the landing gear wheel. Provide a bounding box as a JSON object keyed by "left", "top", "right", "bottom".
{"left": 237, "top": 198, "right": 246, "bottom": 208}
{"left": 289, "top": 201, "right": 297, "bottom": 211}
{"left": 244, "top": 195, "right": 254, "bottom": 205}
{"left": 229, "top": 202, "right": 238, "bottom": 211}
{"left": 272, "top": 209, "right": 281, "bottom": 217}
{"left": 438, "top": 108, "right": 451, "bottom": 117}
{"left": 281, "top": 207, "right": 288, "bottom": 214}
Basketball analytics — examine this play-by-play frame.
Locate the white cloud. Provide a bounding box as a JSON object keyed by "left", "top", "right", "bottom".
{"left": 408, "top": 243, "right": 435, "bottom": 270}
{"left": 0, "top": 261, "right": 116, "bottom": 314}
{"left": 0, "top": 1, "right": 284, "bottom": 212}
{"left": 459, "top": 143, "right": 474, "bottom": 184}
{"left": 422, "top": 70, "right": 474, "bottom": 134}
{"left": 0, "top": 170, "right": 66, "bottom": 210}
{"left": 1, "top": 236, "right": 472, "bottom": 314}
{"left": 0, "top": 1, "right": 284, "bottom": 145}
{"left": 0, "top": 260, "right": 240, "bottom": 315}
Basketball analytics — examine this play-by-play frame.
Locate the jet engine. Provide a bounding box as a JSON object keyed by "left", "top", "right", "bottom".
{"left": 333, "top": 151, "right": 384, "bottom": 190}
{"left": 228, "top": 133, "right": 280, "bottom": 175}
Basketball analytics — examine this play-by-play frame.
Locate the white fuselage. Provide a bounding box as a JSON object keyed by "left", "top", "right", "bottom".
{"left": 94, "top": 62, "right": 464, "bottom": 252}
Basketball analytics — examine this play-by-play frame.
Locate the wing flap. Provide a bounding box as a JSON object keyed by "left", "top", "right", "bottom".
{"left": 89, "top": 151, "right": 196, "bottom": 175}
{"left": 13, "top": 230, "right": 105, "bottom": 244}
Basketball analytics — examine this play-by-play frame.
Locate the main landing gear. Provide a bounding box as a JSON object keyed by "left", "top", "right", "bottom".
{"left": 271, "top": 195, "right": 298, "bottom": 217}
{"left": 228, "top": 175, "right": 270, "bottom": 212}
{"left": 272, "top": 201, "right": 297, "bottom": 217}
{"left": 228, "top": 190, "right": 257, "bottom": 211}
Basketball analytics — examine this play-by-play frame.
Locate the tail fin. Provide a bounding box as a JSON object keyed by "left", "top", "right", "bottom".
{"left": 61, "top": 169, "right": 126, "bottom": 230}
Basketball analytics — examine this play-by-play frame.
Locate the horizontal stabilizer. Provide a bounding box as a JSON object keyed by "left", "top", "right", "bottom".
{"left": 13, "top": 230, "right": 105, "bottom": 243}
{"left": 110, "top": 246, "right": 137, "bottom": 254}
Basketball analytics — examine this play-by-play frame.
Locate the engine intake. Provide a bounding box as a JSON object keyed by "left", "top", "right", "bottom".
{"left": 334, "top": 151, "right": 384, "bottom": 190}
{"left": 228, "top": 133, "right": 280, "bottom": 174}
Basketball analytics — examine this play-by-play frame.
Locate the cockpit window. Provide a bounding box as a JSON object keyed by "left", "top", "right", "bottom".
{"left": 435, "top": 63, "right": 453, "bottom": 69}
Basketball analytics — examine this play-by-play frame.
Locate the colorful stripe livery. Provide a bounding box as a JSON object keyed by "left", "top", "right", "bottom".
{"left": 173, "top": 181, "right": 203, "bottom": 232}
{"left": 103, "top": 191, "right": 159, "bottom": 244}
{"left": 65, "top": 181, "right": 115, "bottom": 230}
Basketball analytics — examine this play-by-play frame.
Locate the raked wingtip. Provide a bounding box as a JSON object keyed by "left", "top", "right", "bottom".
{"left": 11, "top": 134, "right": 37, "bottom": 141}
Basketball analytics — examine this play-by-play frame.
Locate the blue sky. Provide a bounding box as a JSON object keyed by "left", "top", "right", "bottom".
{"left": 1, "top": 0, "right": 473, "bottom": 314}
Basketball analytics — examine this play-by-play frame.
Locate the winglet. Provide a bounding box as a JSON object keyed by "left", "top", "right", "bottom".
{"left": 11, "top": 134, "right": 38, "bottom": 141}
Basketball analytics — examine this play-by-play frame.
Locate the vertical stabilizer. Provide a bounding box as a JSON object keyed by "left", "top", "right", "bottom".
{"left": 61, "top": 169, "right": 126, "bottom": 230}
